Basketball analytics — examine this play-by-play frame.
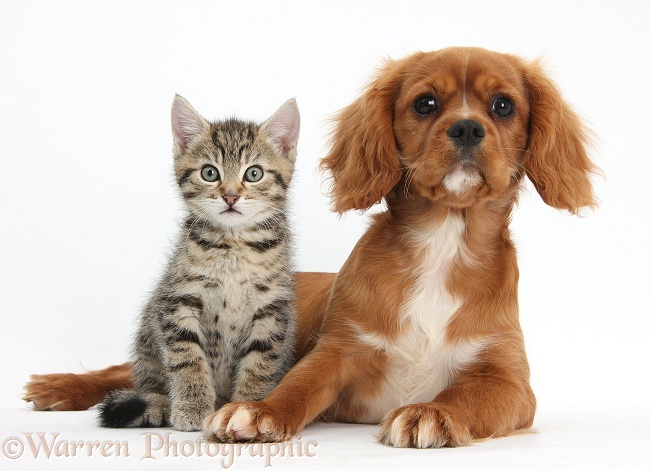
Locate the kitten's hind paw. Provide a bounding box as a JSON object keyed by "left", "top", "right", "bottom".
{"left": 98, "top": 390, "right": 147, "bottom": 428}
{"left": 98, "top": 390, "right": 169, "bottom": 428}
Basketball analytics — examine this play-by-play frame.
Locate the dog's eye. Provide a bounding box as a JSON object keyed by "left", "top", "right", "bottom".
{"left": 491, "top": 97, "right": 515, "bottom": 118}
{"left": 414, "top": 96, "right": 438, "bottom": 115}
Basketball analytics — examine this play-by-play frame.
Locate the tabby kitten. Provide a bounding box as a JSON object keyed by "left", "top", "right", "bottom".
{"left": 98, "top": 95, "right": 300, "bottom": 431}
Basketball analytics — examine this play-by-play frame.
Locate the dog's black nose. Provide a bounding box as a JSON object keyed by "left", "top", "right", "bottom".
{"left": 447, "top": 119, "right": 485, "bottom": 148}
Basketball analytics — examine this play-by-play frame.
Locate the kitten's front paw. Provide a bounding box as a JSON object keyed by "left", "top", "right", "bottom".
{"left": 171, "top": 401, "right": 213, "bottom": 432}
{"left": 378, "top": 403, "right": 472, "bottom": 448}
{"left": 203, "top": 402, "right": 293, "bottom": 442}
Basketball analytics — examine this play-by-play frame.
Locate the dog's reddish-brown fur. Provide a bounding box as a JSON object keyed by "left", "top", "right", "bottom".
{"left": 24, "top": 363, "right": 133, "bottom": 412}
{"left": 24, "top": 48, "right": 597, "bottom": 448}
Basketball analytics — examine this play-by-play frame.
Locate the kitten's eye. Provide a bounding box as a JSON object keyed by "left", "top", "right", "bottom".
{"left": 201, "top": 165, "right": 220, "bottom": 182}
{"left": 244, "top": 166, "right": 264, "bottom": 183}
{"left": 491, "top": 96, "right": 515, "bottom": 118}
{"left": 414, "top": 95, "right": 438, "bottom": 115}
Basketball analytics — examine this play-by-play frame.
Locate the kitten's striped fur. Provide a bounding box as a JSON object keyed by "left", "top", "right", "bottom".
{"left": 98, "top": 96, "right": 300, "bottom": 431}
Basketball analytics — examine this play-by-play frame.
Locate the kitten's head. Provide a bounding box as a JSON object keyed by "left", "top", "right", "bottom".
{"left": 171, "top": 95, "right": 300, "bottom": 230}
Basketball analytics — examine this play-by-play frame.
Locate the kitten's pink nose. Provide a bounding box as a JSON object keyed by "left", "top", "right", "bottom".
{"left": 223, "top": 195, "right": 239, "bottom": 206}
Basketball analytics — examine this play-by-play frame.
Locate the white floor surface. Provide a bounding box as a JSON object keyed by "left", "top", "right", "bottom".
{"left": 1, "top": 402, "right": 649, "bottom": 470}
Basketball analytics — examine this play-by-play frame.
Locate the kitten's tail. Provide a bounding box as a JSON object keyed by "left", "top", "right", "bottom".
{"left": 98, "top": 390, "right": 169, "bottom": 428}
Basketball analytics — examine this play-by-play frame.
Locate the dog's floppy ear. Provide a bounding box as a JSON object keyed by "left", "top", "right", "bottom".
{"left": 521, "top": 61, "right": 599, "bottom": 214}
{"left": 320, "top": 59, "right": 406, "bottom": 213}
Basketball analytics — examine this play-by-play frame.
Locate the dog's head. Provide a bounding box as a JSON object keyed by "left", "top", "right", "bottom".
{"left": 321, "top": 47, "right": 598, "bottom": 214}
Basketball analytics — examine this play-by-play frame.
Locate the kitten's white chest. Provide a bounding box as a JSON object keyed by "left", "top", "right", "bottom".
{"left": 201, "top": 249, "right": 256, "bottom": 322}
{"left": 196, "top": 250, "right": 257, "bottom": 395}
{"left": 359, "top": 215, "right": 485, "bottom": 422}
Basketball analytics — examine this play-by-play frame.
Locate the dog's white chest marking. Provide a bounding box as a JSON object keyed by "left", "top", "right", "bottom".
{"left": 357, "top": 214, "right": 485, "bottom": 423}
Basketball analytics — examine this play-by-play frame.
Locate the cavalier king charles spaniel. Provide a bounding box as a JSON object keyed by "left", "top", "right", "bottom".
{"left": 24, "top": 47, "right": 597, "bottom": 448}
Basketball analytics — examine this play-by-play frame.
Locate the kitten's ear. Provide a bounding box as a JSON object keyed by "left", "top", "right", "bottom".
{"left": 171, "top": 95, "right": 209, "bottom": 155}
{"left": 260, "top": 99, "right": 300, "bottom": 160}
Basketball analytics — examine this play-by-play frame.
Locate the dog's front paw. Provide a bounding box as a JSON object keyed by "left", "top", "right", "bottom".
{"left": 171, "top": 400, "right": 213, "bottom": 432}
{"left": 378, "top": 403, "right": 472, "bottom": 448}
{"left": 203, "top": 402, "right": 293, "bottom": 442}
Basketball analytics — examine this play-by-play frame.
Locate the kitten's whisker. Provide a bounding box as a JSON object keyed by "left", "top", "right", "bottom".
{"left": 250, "top": 202, "right": 290, "bottom": 241}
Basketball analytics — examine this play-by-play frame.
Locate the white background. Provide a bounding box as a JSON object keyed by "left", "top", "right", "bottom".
{"left": 1, "top": 0, "right": 650, "bottom": 469}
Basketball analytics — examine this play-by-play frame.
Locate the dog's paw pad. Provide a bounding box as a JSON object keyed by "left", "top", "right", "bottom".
{"left": 203, "top": 402, "right": 290, "bottom": 443}
{"left": 378, "top": 403, "right": 472, "bottom": 448}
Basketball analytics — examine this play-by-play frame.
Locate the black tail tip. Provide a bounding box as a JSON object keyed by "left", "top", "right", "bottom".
{"left": 98, "top": 390, "right": 147, "bottom": 428}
